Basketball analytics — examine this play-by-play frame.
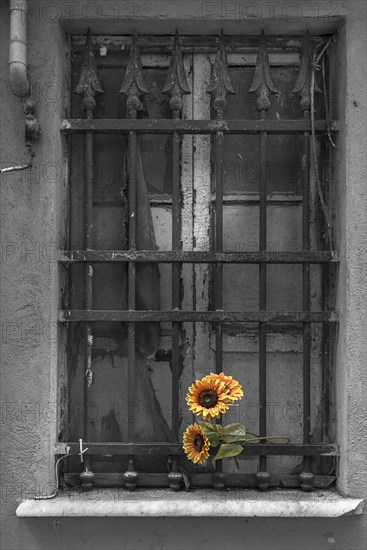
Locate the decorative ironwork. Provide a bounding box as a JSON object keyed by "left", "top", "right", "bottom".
{"left": 162, "top": 30, "right": 190, "bottom": 116}
{"left": 168, "top": 457, "right": 183, "bottom": 491}
{"left": 123, "top": 456, "right": 138, "bottom": 491}
{"left": 207, "top": 31, "right": 235, "bottom": 117}
{"left": 119, "top": 35, "right": 148, "bottom": 114}
{"left": 24, "top": 99, "right": 40, "bottom": 143}
{"left": 291, "top": 32, "right": 321, "bottom": 112}
{"left": 65, "top": 33, "right": 340, "bottom": 492}
{"left": 58, "top": 441, "right": 338, "bottom": 456}
{"left": 249, "top": 33, "right": 279, "bottom": 111}
{"left": 74, "top": 29, "right": 103, "bottom": 112}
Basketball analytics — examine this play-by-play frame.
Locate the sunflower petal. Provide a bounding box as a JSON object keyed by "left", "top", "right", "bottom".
{"left": 182, "top": 424, "right": 210, "bottom": 465}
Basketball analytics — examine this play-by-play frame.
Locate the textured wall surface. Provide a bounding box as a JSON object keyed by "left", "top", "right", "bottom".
{"left": 0, "top": 1, "right": 366, "bottom": 549}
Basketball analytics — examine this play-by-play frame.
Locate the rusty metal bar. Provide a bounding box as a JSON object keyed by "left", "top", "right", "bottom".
{"left": 213, "top": 124, "right": 225, "bottom": 482}
{"left": 259, "top": 119, "right": 268, "bottom": 486}
{"left": 74, "top": 30, "right": 104, "bottom": 482}
{"left": 60, "top": 250, "right": 339, "bottom": 263}
{"left": 290, "top": 36, "right": 315, "bottom": 491}
{"left": 64, "top": 472, "right": 336, "bottom": 489}
{"left": 301, "top": 108, "right": 313, "bottom": 490}
{"left": 83, "top": 121, "right": 94, "bottom": 459}
{"left": 248, "top": 35, "right": 280, "bottom": 490}
{"left": 119, "top": 35, "right": 150, "bottom": 488}
{"left": 83, "top": 117, "right": 94, "bottom": 449}
{"left": 59, "top": 310, "right": 338, "bottom": 323}
{"left": 127, "top": 119, "right": 137, "bottom": 440}
{"left": 207, "top": 33, "right": 233, "bottom": 402}
{"left": 214, "top": 129, "right": 224, "bottom": 479}
{"left": 171, "top": 128, "right": 181, "bottom": 438}
{"left": 214, "top": 130, "right": 224, "bottom": 377}
{"left": 163, "top": 31, "right": 189, "bottom": 445}
{"left": 71, "top": 34, "right": 327, "bottom": 54}
{"left": 61, "top": 118, "right": 336, "bottom": 134}
{"left": 58, "top": 441, "right": 337, "bottom": 456}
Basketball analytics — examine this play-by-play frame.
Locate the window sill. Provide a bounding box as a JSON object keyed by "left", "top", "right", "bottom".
{"left": 16, "top": 489, "right": 364, "bottom": 518}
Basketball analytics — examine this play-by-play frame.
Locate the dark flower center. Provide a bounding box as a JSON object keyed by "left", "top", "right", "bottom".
{"left": 198, "top": 389, "right": 218, "bottom": 408}
{"left": 193, "top": 434, "right": 204, "bottom": 452}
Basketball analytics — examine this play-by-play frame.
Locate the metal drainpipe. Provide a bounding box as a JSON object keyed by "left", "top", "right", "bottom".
{"left": 9, "top": 0, "right": 29, "bottom": 97}
{"left": 4, "top": 0, "right": 40, "bottom": 170}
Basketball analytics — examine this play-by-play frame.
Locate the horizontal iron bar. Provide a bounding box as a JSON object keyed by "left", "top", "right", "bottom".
{"left": 56, "top": 442, "right": 337, "bottom": 456}
{"left": 64, "top": 472, "right": 335, "bottom": 489}
{"left": 60, "top": 250, "right": 339, "bottom": 264}
{"left": 59, "top": 310, "right": 338, "bottom": 323}
{"left": 61, "top": 119, "right": 337, "bottom": 134}
{"left": 72, "top": 34, "right": 327, "bottom": 53}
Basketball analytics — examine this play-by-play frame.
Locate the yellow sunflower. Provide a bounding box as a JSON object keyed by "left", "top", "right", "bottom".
{"left": 183, "top": 424, "right": 210, "bottom": 464}
{"left": 209, "top": 372, "right": 243, "bottom": 402}
{"left": 186, "top": 375, "right": 229, "bottom": 419}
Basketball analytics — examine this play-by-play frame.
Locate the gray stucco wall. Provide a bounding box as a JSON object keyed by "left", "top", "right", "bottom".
{"left": 1, "top": 1, "right": 366, "bottom": 549}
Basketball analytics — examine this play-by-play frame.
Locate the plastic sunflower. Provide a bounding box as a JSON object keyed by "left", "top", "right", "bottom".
{"left": 183, "top": 424, "right": 210, "bottom": 464}
{"left": 186, "top": 375, "right": 229, "bottom": 419}
{"left": 210, "top": 372, "right": 243, "bottom": 402}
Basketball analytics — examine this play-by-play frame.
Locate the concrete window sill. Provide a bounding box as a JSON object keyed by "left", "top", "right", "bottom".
{"left": 16, "top": 489, "right": 364, "bottom": 517}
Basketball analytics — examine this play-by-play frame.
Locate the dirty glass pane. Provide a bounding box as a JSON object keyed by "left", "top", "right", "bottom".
{"left": 213, "top": 66, "right": 322, "bottom": 194}
{"left": 265, "top": 135, "right": 303, "bottom": 194}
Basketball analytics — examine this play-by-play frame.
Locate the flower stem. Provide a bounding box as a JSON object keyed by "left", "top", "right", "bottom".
{"left": 243, "top": 435, "right": 291, "bottom": 444}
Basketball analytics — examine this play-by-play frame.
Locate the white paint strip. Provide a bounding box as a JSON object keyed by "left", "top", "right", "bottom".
{"left": 16, "top": 491, "right": 364, "bottom": 517}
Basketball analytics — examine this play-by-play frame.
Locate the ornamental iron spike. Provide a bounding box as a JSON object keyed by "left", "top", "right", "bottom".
{"left": 75, "top": 29, "right": 103, "bottom": 112}
{"left": 249, "top": 32, "right": 279, "bottom": 112}
{"left": 206, "top": 31, "right": 235, "bottom": 117}
{"left": 291, "top": 32, "right": 321, "bottom": 112}
{"left": 119, "top": 35, "right": 149, "bottom": 113}
{"left": 162, "top": 31, "right": 190, "bottom": 115}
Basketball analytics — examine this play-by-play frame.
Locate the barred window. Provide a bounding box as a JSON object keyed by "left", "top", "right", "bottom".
{"left": 59, "top": 31, "right": 338, "bottom": 492}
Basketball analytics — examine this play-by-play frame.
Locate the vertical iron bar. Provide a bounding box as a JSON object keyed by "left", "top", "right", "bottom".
{"left": 215, "top": 130, "right": 224, "bottom": 373}
{"left": 128, "top": 113, "right": 137, "bottom": 441}
{"left": 172, "top": 115, "right": 181, "bottom": 438}
{"left": 207, "top": 32, "right": 235, "bottom": 488}
{"left": 289, "top": 34, "right": 316, "bottom": 490}
{"left": 248, "top": 35, "right": 278, "bottom": 491}
{"left": 75, "top": 29, "right": 103, "bottom": 488}
{"left": 83, "top": 109, "right": 94, "bottom": 473}
{"left": 163, "top": 31, "right": 189, "bottom": 490}
{"left": 123, "top": 117, "right": 139, "bottom": 490}
{"left": 119, "top": 36, "right": 148, "bottom": 490}
{"left": 300, "top": 108, "right": 314, "bottom": 491}
{"left": 257, "top": 112, "right": 270, "bottom": 490}
{"left": 259, "top": 124, "right": 267, "bottom": 461}
{"left": 214, "top": 129, "right": 224, "bottom": 481}
{"left": 321, "top": 140, "right": 331, "bottom": 443}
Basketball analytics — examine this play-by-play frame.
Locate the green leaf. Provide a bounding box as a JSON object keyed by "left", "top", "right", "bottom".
{"left": 221, "top": 423, "right": 247, "bottom": 443}
{"left": 213, "top": 443, "right": 243, "bottom": 461}
{"left": 197, "top": 421, "right": 220, "bottom": 446}
{"left": 205, "top": 432, "right": 220, "bottom": 446}
{"left": 197, "top": 421, "right": 218, "bottom": 433}
{"left": 215, "top": 424, "right": 226, "bottom": 436}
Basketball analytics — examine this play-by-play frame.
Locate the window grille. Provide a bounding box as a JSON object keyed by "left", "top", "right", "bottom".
{"left": 59, "top": 31, "right": 339, "bottom": 492}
